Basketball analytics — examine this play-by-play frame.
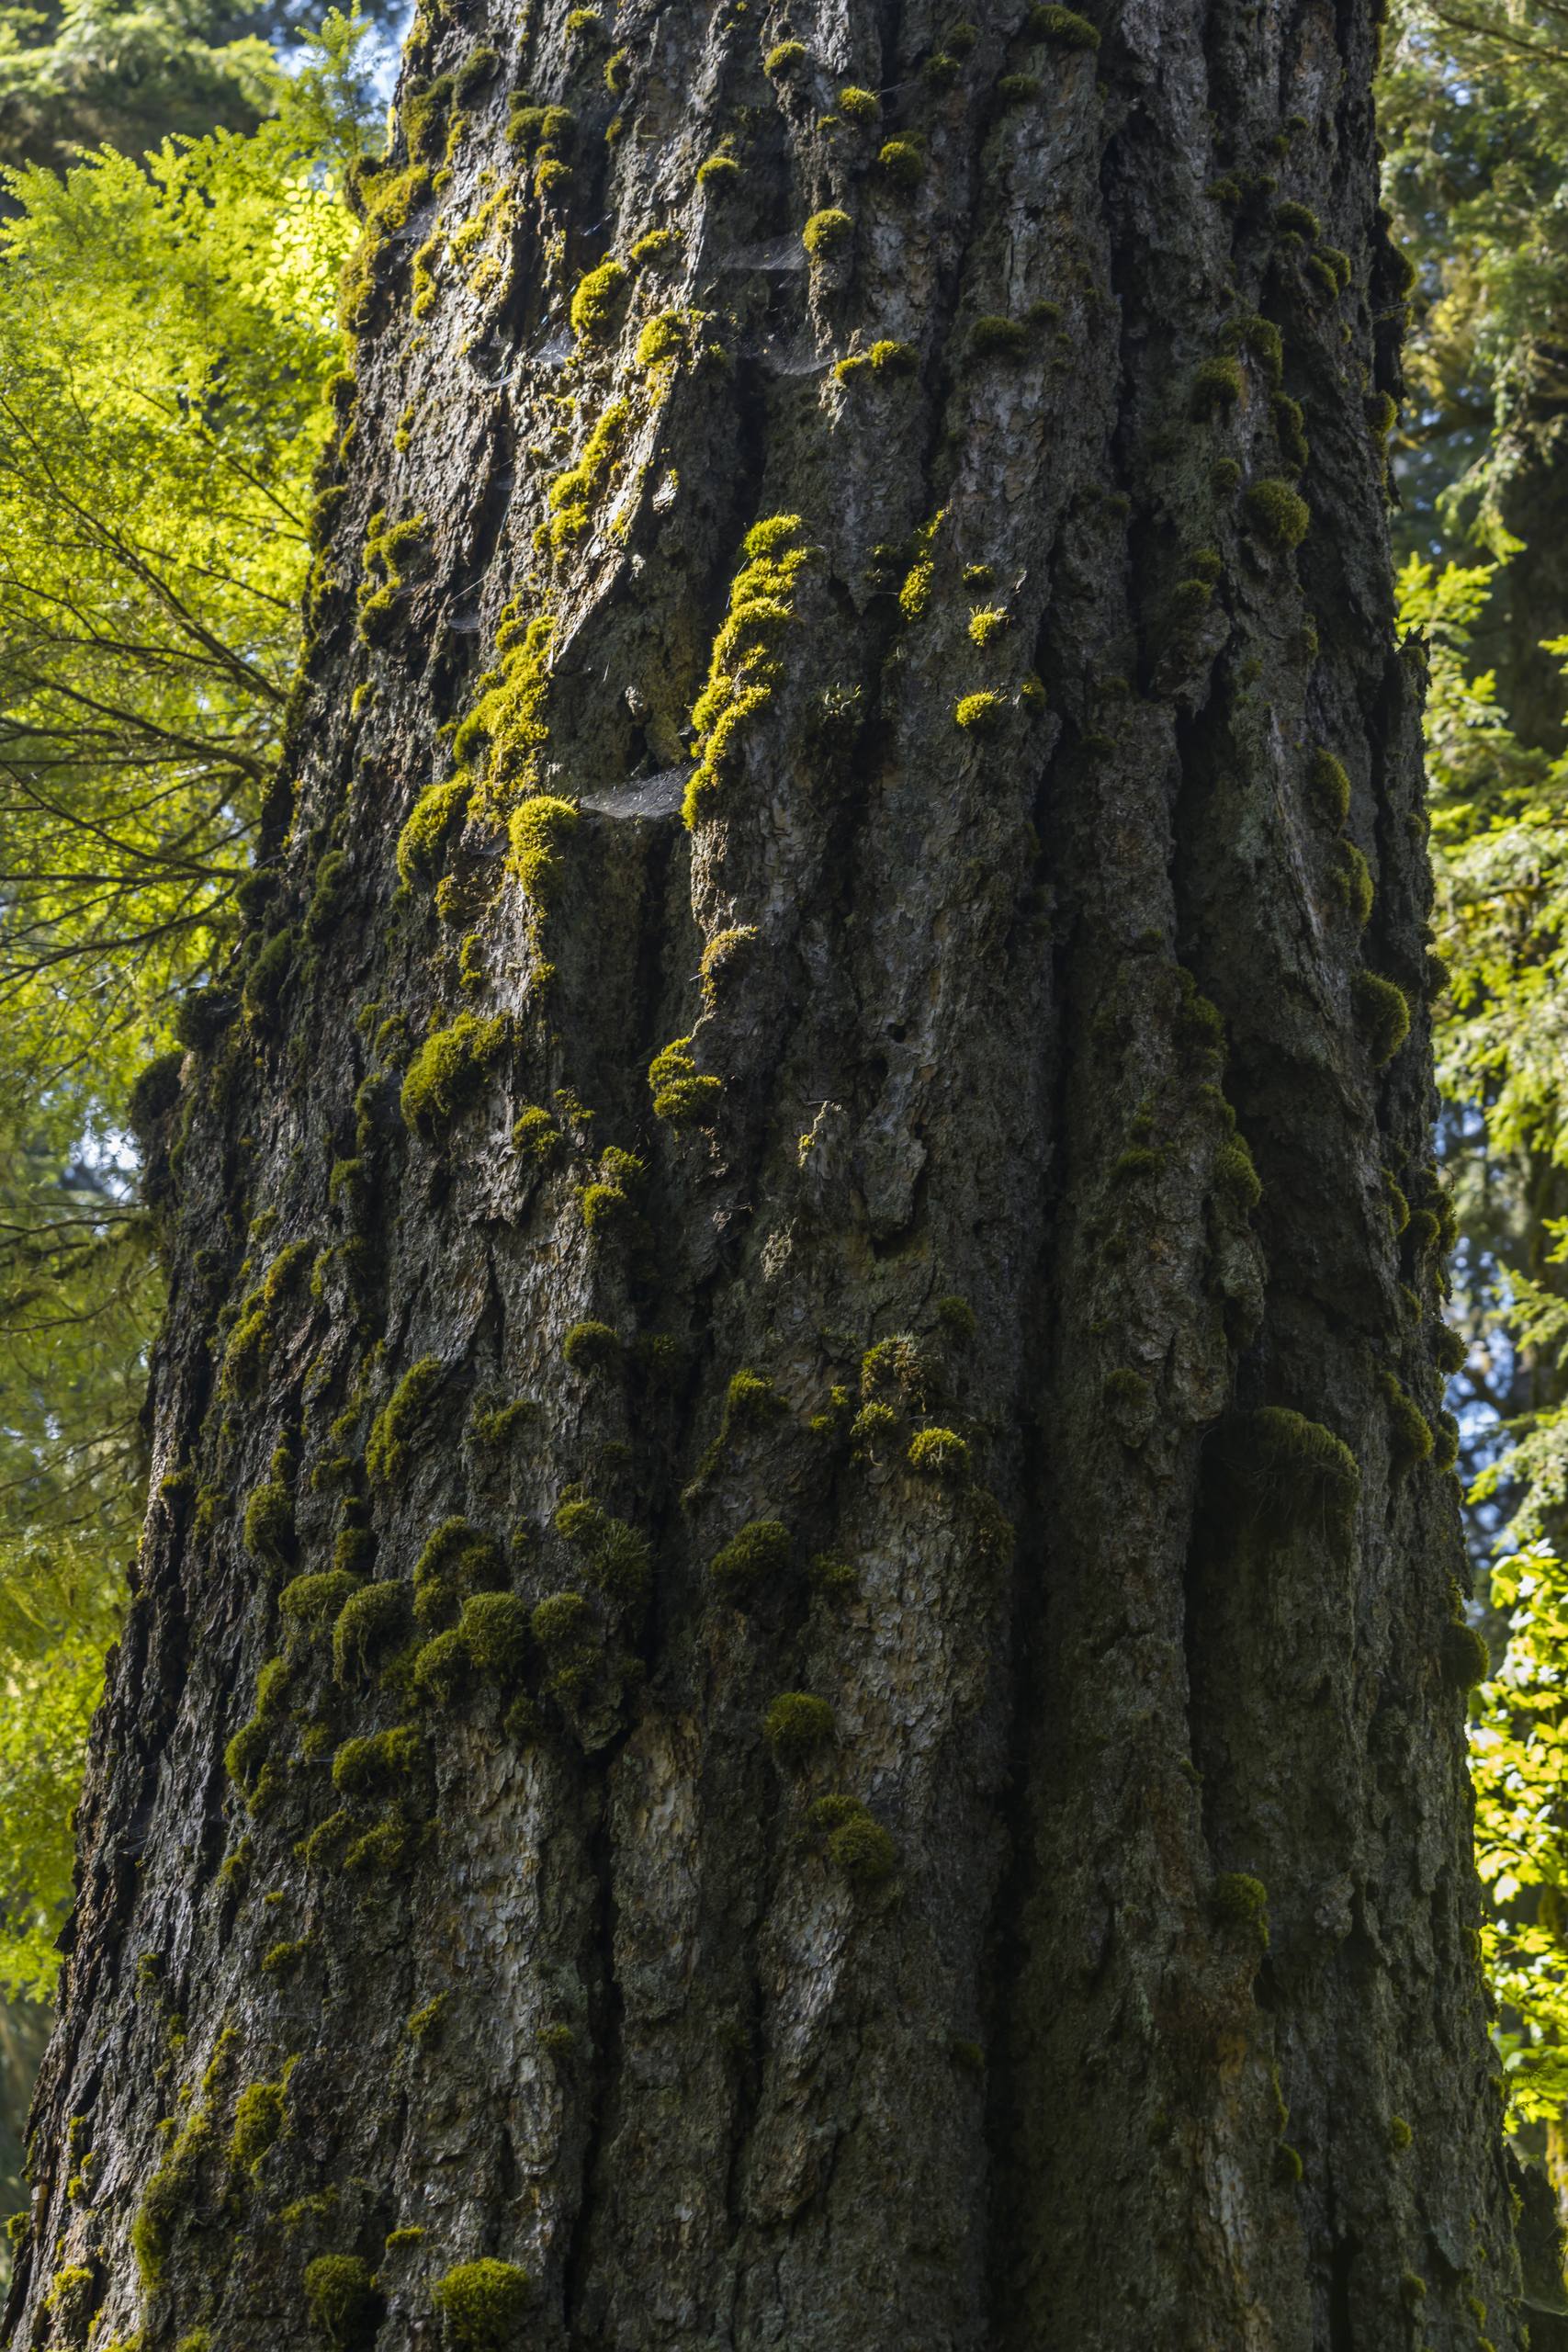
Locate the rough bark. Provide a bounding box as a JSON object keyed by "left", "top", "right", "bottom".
{"left": 6, "top": 0, "right": 1526, "bottom": 2346}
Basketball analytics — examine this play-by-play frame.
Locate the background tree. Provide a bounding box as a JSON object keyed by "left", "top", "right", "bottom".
{"left": 3, "top": 0, "right": 1533, "bottom": 2346}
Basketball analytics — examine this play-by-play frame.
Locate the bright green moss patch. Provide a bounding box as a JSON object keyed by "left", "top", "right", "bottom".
{"left": 243, "top": 1480, "right": 294, "bottom": 1565}
{"left": 459, "top": 1590, "right": 530, "bottom": 1679}
{"left": 877, "top": 135, "right": 924, "bottom": 187}
{"left": 412, "top": 1626, "right": 469, "bottom": 1704}
{"left": 570, "top": 258, "right": 629, "bottom": 341}
{"left": 332, "top": 1725, "right": 423, "bottom": 1799}
{"left": 1242, "top": 476, "right": 1310, "bottom": 550}
{"left": 955, "top": 691, "right": 1005, "bottom": 732}
{"left": 636, "top": 309, "right": 688, "bottom": 368}
{"left": 229, "top": 2080, "right": 286, "bottom": 2171}
{"left": 763, "top": 1691, "right": 835, "bottom": 1759}
{"left": 908, "top": 1426, "right": 970, "bottom": 1479}
{"left": 508, "top": 794, "right": 579, "bottom": 902}
{"left": 839, "top": 84, "right": 880, "bottom": 119}
{"left": 333, "top": 1582, "right": 411, "bottom": 1682}
{"left": 967, "top": 605, "right": 1009, "bottom": 646}
{"left": 280, "top": 1568, "right": 363, "bottom": 1630}
{"left": 1332, "top": 839, "right": 1373, "bottom": 928}
{"left": 397, "top": 776, "right": 469, "bottom": 886}
{"left": 367, "top": 1355, "right": 446, "bottom": 1485}
{"left": 400, "top": 1014, "right": 509, "bottom": 1137}
{"left": 513, "top": 1104, "right": 563, "bottom": 1167}
{"left": 304, "top": 2253, "right": 383, "bottom": 2347}
{"left": 710, "top": 1518, "right": 791, "bottom": 1600}
{"left": 802, "top": 206, "right": 852, "bottom": 256}
{"left": 697, "top": 153, "right": 742, "bottom": 187}
{"left": 432, "top": 2259, "right": 531, "bottom": 2349}
{"left": 649, "top": 1036, "right": 723, "bottom": 1125}
{"left": 132, "top": 2109, "right": 212, "bottom": 2286}
{"left": 1353, "top": 971, "right": 1411, "bottom": 1067}
{"left": 765, "top": 37, "right": 806, "bottom": 73}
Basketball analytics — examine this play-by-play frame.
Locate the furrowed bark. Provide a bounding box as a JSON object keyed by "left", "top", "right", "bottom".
{"left": 6, "top": 0, "right": 1526, "bottom": 2346}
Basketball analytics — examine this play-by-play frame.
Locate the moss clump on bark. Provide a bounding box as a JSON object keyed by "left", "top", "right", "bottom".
{"left": 649, "top": 1036, "right": 723, "bottom": 1125}
{"left": 1243, "top": 477, "right": 1310, "bottom": 549}
{"left": 710, "top": 1518, "right": 791, "bottom": 1597}
{"left": 812, "top": 1795, "right": 897, "bottom": 1883}
{"left": 432, "top": 2259, "right": 531, "bottom": 2347}
{"left": 280, "top": 1568, "right": 363, "bottom": 1631}
{"left": 229, "top": 2079, "right": 286, "bottom": 2170}
{"left": 243, "top": 1480, "right": 294, "bottom": 1565}
{"left": 908, "top": 1427, "right": 971, "bottom": 1479}
{"left": 802, "top": 207, "right": 852, "bottom": 256}
{"left": 1028, "top": 3, "right": 1100, "bottom": 43}
{"left": 1213, "top": 1871, "right": 1269, "bottom": 1946}
{"left": 400, "top": 1014, "right": 509, "bottom": 1137}
{"left": 332, "top": 1726, "right": 423, "bottom": 1798}
{"left": 333, "top": 1582, "right": 412, "bottom": 1682}
{"left": 458, "top": 1590, "right": 531, "bottom": 1679}
{"left": 397, "top": 776, "right": 469, "bottom": 886}
{"left": 1190, "top": 356, "right": 1243, "bottom": 416}
{"left": 304, "top": 2254, "right": 383, "bottom": 2347}
{"left": 367, "top": 1356, "right": 445, "bottom": 1485}
{"left": 763, "top": 1691, "right": 835, "bottom": 1759}
{"left": 1352, "top": 971, "right": 1411, "bottom": 1067}
{"left": 570, "top": 258, "right": 628, "bottom": 341}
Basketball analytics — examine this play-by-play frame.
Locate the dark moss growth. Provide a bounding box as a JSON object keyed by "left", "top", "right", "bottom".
{"left": 1378, "top": 1369, "right": 1433, "bottom": 1467}
{"left": 1028, "top": 2, "right": 1100, "bottom": 43}
{"left": 1271, "top": 392, "right": 1309, "bottom": 472}
{"left": 998, "top": 70, "right": 1043, "bottom": 101}
{"left": 1242, "top": 477, "right": 1310, "bottom": 549}
{"left": 968, "top": 314, "right": 1029, "bottom": 362}
{"left": 1273, "top": 198, "right": 1320, "bottom": 241}
{"left": 127, "top": 1048, "right": 185, "bottom": 1146}
{"left": 558, "top": 1503, "right": 652, "bottom": 1605}
{"left": 922, "top": 51, "right": 960, "bottom": 85}
{"left": 1222, "top": 311, "right": 1283, "bottom": 385}
{"left": 1433, "top": 1322, "right": 1467, "bottom": 1374}
{"left": 877, "top": 136, "right": 925, "bottom": 188}
{"left": 332, "top": 1724, "right": 423, "bottom": 1798}
{"left": 1213, "top": 1871, "right": 1269, "bottom": 1946}
{"left": 333, "top": 1581, "right": 412, "bottom": 1682}
{"left": 400, "top": 1013, "right": 510, "bottom": 1137}
{"left": 816, "top": 1798, "right": 897, "bottom": 1883}
{"left": 229, "top": 2080, "right": 286, "bottom": 2171}
{"left": 710, "top": 1517, "right": 791, "bottom": 1598}
{"left": 432, "top": 2259, "right": 531, "bottom": 2349}
{"left": 458, "top": 1590, "right": 530, "bottom": 1679}
{"left": 407, "top": 1992, "right": 447, "bottom": 2044}
{"left": 802, "top": 207, "right": 852, "bottom": 256}
{"left": 1310, "top": 749, "right": 1351, "bottom": 824}
{"left": 763, "top": 1691, "right": 835, "bottom": 1759}
{"left": 1215, "top": 1406, "right": 1360, "bottom": 1533}
{"left": 454, "top": 42, "right": 499, "bottom": 98}
{"left": 242, "top": 927, "right": 298, "bottom": 1030}
{"left": 367, "top": 1354, "right": 445, "bottom": 1485}
{"left": 1214, "top": 1136, "right": 1262, "bottom": 1211}
{"left": 305, "top": 850, "right": 351, "bottom": 943}
{"left": 563, "top": 1319, "right": 620, "bottom": 1373}
{"left": 1443, "top": 1618, "right": 1490, "bottom": 1690}
{"left": 1331, "top": 839, "right": 1373, "bottom": 929}
{"left": 1431, "top": 1408, "right": 1460, "bottom": 1472}
{"left": 1353, "top": 971, "right": 1411, "bottom": 1067}
{"left": 304, "top": 2253, "right": 383, "bottom": 2348}
{"left": 1190, "top": 356, "right": 1242, "bottom": 417}
{"left": 243, "top": 1480, "right": 295, "bottom": 1566}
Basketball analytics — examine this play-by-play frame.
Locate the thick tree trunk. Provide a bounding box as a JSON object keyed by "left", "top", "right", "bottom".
{"left": 6, "top": 0, "right": 1525, "bottom": 2346}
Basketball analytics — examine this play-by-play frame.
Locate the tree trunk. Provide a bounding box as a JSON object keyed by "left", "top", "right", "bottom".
{"left": 6, "top": 1, "right": 1526, "bottom": 2346}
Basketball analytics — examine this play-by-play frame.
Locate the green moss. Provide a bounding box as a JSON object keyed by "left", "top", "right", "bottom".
{"left": 1352, "top": 971, "right": 1410, "bottom": 1067}
{"left": 566, "top": 5, "right": 603, "bottom": 33}
{"left": 304, "top": 2253, "right": 382, "bottom": 2347}
{"left": 1214, "top": 1136, "right": 1262, "bottom": 1211}
{"left": 570, "top": 258, "right": 629, "bottom": 341}
{"left": 908, "top": 1426, "right": 971, "bottom": 1479}
{"left": 1213, "top": 1870, "right": 1269, "bottom": 1945}
{"left": 1444, "top": 1619, "right": 1490, "bottom": 1689}
{"left": 45, "top": 2263, "right": 95, "bottom": 2335}
{"left": 332, "top": 1725, "right": 423, "bottom": 1798}
{"left": 400, "top": 1015, "right": 510, "bottom": 1138}
{"left": 710, "top": 1518, "right": 791, "bottom": 1597}
{"left": 698, "top": 152, "right": 743, "bottom": 187}
{"left": 802, "top": 207, "right": 852, "bottom": 256}
{"left": 1273, "top": 198, "right": 1320, "bottom": 241}
{"left": 127, "top": 1048, "right": 185, "bottom": 1146}
{"left": 513, "top": 1105, "right": 563, "bottom": 1168}
{"left": 966, "top": 605, "right": 1009, "bottom": 648}
{"left": 1434, "top": 1322, "right": 1467, "bottom": 1374}
{"left": 407, "top": 1992, "right": 447, "bottom": 2044}
{"left": 1378, "top": 1369, "right": 1433, "bottom": 1466}
{"left": 1310, "top": 748, "right": 1351, "bottom": 824}
{"left": 229, "top": 2080, "right": 286, "bottom": 2171}
{"left": 132, "top": 2109, "right": 212, "bottom": 2286}
{"left": 1330, "top": 839, "right": 1373, "bottom": 928}
{"left": 998, "top": 70, "right": 1043, "bottom": 101}
{"left": 280, "top": 1569, "right": 363, "bottom": 1633}
{"left": 955, "top": 691, "right": 1005, "bottom": 732}
{"left": 508, "top": 795, "right": 579, "bottom": 903}
{"left": 1189, "top": 355, "right": 1243, "bottom": 418}
{"left": 564, "top": 1320, "right": 621, "bottom": 1374}
{"left": 877, "top": 136, "right": 925, "bottom": 188}
{"left": 432, "top": 2259, "right": 531, "bottom": 2348}
{"left": 629, "top": 225, "right": 681, "bottom": 264}
{"left": 458, "top": 1590, "right": 530, "bottom": 1679}
{"left": 366, "top": 1354, "right": 445, "bottom": 1486}
{"left": 968, "top": 314, "right": 1028, "bottom": 361}
{"left": 579, "top": 1177, "right": 637, "bottom": 1238}
{"left": 1431, "top": 1408, "right": 1460, "bottom": 1472}
{"left": 243, "top": 1480, "right": 294, "bottom": 1566}
{"left": 763, "top": 1690, "right": 835, "bottom": 1759}
{"left": 636, "top": 309, "right": 688, "bottom": 368}
{"left": 1028, "top": 2, "right": 1100, "bottom": 42}
{"left": 1265, "top": 395, "right": 1308, "bottom": 478}
{"left": 1222, "top": 310, "right": 1283, "bottom": 385}
{"left": 838, "top": 84, "right": 880, "bottom": 119}
{"left": 649, "top": 1036, "right": 723, "bottom": 1125}
{"left": 453, "top": 611, "right": 558, "bottom": 811}
{"left": 923, "top": 51, "right": 960, "bottom": 85}
{"left": 333, "top": 1582, "right": 411, "bottom": 1682}
{"left": 765, "top": 37, "right": 806, "bottom": 73}
{"left": 822, "top": 1804, "right": 897, "bottom": 1883}
{"left": 1242, "top": 476, "right": 1310, "bottom": 549}
{"left": 397, "top": 777, "right": 469, "bottom": 887}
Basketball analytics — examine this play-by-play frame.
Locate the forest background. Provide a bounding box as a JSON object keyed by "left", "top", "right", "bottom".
{"left": 1, "top": 0, "right": 1566, "bottom": 2246}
